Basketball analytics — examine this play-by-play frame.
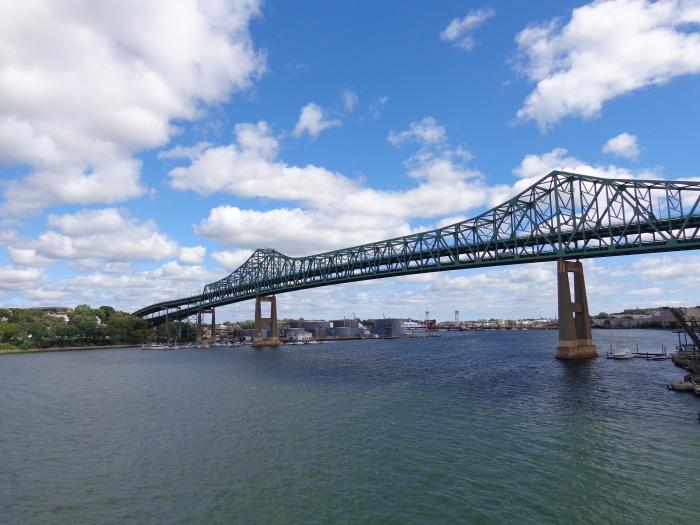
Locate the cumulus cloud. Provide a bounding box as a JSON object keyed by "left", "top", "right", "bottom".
{"left": 512, "top": 147, "right": 658, "bottom": 184}
{"left": 515, "top": 0, "right": 700, "bottom": 128}
{"left": 440, "top": 7, "right": 495, "bottom": 50}
{"left": 465, "top": 146, "right": 670, "bottom": 216}
{"left": 0, "top": 266, "right": 46, "bottom": 291}
{"left": 0, "top": 0, "right": 264, "bottom": 215}
{"left": 10, "top": 208, "right": 179, "bottom": 264}
{"left": 602, "top": 132, "right": 640, "bottom": 159}
{"left": 196, "top": 206, "right": 413, "bottom": 255}
{"left": 292, "top": 102, "right": 341, "bottom": 139}
{"left": 178, "top": 245, "right": 206, "bottom": 265}
{"left": 158, "top": 141, "right": 213, "bottom": 161}
{"left": 387, "top": 117, "right": 447, "bottom": 146}
{"left": 211, "top": 250, "right": 254, "bottom": 271}
{"left": 7, "top": 247, "right": 54, "bottom": 267}
{"left": 169, "top": 118, "right": 497, "bottom": 255}
{"left": 16, "top": 261, "right": 221, "bottom": 312}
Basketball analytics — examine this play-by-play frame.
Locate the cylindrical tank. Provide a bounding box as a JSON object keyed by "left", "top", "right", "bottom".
{"left": 333, "top": 327, "right": 352, "bottom": 338}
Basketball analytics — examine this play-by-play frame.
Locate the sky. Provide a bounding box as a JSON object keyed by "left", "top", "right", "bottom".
{"left": 1, "top": 0, "right": 700, "bottom": 321}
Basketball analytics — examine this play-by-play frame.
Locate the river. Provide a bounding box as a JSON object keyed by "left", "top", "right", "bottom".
{"left": 1, "top": 329, "right": 698, "bottom": 524}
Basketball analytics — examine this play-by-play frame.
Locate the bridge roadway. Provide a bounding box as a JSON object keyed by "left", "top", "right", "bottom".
{"left": 133, "top": 171, "right": 700, "bottom": 324}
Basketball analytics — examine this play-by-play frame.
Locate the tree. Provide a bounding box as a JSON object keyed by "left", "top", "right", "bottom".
{"left": 106, "top": 313, "right": 148, "bottom": 344}
{"left": 69, "top": 305, "right": 98, "bottom": 341}
{"left": 0, "top": 322, "right": 21, "bottom": 342}
{"left": 97, "top": 306, "right": 116, "bottom": 322}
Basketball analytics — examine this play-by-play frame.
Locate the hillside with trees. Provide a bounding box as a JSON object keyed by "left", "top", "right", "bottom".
{"left": 0, "top": 305, "right": 150, "bottom": 350}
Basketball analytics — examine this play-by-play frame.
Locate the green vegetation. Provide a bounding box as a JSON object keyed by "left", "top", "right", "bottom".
{"left": 0, "top": 305, "right": 150, "bottom": 350}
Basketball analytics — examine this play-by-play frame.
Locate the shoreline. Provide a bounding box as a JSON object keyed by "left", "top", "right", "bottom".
{"left": 0, "top": 344, "right": 138, "bottom": 356}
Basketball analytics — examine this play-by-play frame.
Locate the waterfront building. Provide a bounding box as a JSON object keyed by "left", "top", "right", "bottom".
{"left": 284, "top": 328, "right": 313, "bottom": 342}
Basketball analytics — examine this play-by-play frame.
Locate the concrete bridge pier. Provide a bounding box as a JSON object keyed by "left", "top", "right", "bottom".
{"left": 196, "top": 307, "right": 216, "bottom": 345}
{"left": 555, "top": 259, "right": 597, "bottom": 360}
{"left": 253, "top": 295, "right": 280, "bottom": 348}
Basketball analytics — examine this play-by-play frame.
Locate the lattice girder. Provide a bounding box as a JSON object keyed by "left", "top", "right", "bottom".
{"left": 134, "top": 171, "right": 700, "bottom": 323}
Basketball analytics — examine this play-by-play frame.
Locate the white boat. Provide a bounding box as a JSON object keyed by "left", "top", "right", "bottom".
{"left": 608, "top": 348, "right": 634, "bottom": 359}
{"left": 401, "top": 320, "right": 426, "bottom": 332}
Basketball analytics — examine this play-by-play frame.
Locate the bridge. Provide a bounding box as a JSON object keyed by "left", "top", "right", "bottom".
{"left": 133, "top": 171, "right": 700, "bottom": 358}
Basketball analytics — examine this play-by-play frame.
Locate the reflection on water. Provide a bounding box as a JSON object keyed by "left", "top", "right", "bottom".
{"left": 0, "top": 329, "right": 698, "bottom": 525}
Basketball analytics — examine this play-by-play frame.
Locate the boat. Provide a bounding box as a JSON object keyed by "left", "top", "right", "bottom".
{"left": 401, "top": 320, "right": 426, "bottom": 332}
{"left": 607, "top": 348, "right": 634, "bottom": 359}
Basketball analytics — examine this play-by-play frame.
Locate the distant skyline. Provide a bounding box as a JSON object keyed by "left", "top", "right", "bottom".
{"left": 1, "top": 0, "right": 700, "bottom": 321}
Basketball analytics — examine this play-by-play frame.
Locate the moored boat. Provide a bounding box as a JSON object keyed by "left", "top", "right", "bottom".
{"left": 607, "top": 348, "right": 634, "bottom": 359}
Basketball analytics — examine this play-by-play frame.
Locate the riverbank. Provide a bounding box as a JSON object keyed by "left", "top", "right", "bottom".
{"left": 0, "top": 344, "right": 137, "bottom": 356}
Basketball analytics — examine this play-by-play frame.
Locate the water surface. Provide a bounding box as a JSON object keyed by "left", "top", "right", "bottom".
{"left": 1, "top": 330, "right": 698, "bottom": 524}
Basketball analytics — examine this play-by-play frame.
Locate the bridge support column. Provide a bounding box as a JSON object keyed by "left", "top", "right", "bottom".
{"left": 555, "top": 259, "right": 597, "bottom": 360}
{"left": 196, "top": 307, "right": 216, "bottom": 346}
{"left": 253, "top": 295, "right": 280, "bottom": 348}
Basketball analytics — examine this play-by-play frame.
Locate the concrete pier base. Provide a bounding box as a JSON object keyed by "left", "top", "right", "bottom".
{"left": 555, "top": 259, "right": 597, "bottom": 360}
{"left": 196, "top": 307, "right": 215, "bottom": 345}
{"left": 555, "top": 342, "right": 598, "bottom": 360}
{"left": 253, "top": 295, "right": 280, "bottom": 348}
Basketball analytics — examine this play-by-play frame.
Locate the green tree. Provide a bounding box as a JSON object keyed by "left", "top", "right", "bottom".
{"left": 0, "top": 322, "right": 21, "bottom": 342}
{"left": 96, "top": 305, "right": 116, "bottom": 323}
{"left": 69, "top": 305, "right": 99, "bottom": 342}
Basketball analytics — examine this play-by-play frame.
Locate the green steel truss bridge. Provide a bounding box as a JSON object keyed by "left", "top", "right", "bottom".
{"left": 134, "top": 171, "right": 700, "bottom": 324}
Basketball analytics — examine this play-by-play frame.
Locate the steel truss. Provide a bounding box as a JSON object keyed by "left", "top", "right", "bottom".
{"left": 134, "top": 171, "right": 700, "bottom": 323}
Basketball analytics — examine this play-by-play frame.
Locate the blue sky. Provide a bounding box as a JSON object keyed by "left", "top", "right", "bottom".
{"left": 1, "top": 0, "right": 700, "bottom": 321}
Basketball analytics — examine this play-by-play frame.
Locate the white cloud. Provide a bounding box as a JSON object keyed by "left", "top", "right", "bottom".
{"left": 0, "top": 228, "right": 18, "bottom": 244}
{"left": 631, "top": 254, "right": 700, "bottom": 285}
{"left": 387, "top": 117, "right": 447, "bottom": 146}
{"left": 7, "top": 247, "right": 54, "bottom": 267}
{"left": 495, "top": 146, "right": 668, "bottom": 218}
{"left": 158, "top": 141, "right": 213, "bottom": 160}
{"left": 0, "top": 266, "right": 46, "bottom": 291}
{"left": 196, "top": 206, "right": 412, "bottom": 255}
{"left": 47, "top": 208, "right": 129, "bottom": 236}
{"left": 602, "top": 132, "right": 640, "bottom": 159}
{"left": 0, "top": 0, "right": 264, "bottom": 215}
{"left": 11, "top": 208, "right": 179, "bottom": 264}
{"left": 292, "top": 102, "right": 341, "bottom": 139}
{"left": 178, "top": 245, "right": 206, "bottom": 265}
{"left": 340, "top": 89, "right": 359, "bottom": 112}
{"left": 211, "top": 249, "right": 254, "bottom": 270}
{"left": 515, "top": 0, "right": 700, "bottom": 128}
{"left": 441, "top": 7, "right": 495, "bottom": 50}
{"left": 169, "top": 118, "right": 497, "bottom": 255}
{"left": 512, "top": 147, "right": 658, "bottom": 184}
{"left": 20, "top": 261, "right": 221, "bottom": 312}
{"left": 628, "top": 287, "right": 664, "bottom": 296}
